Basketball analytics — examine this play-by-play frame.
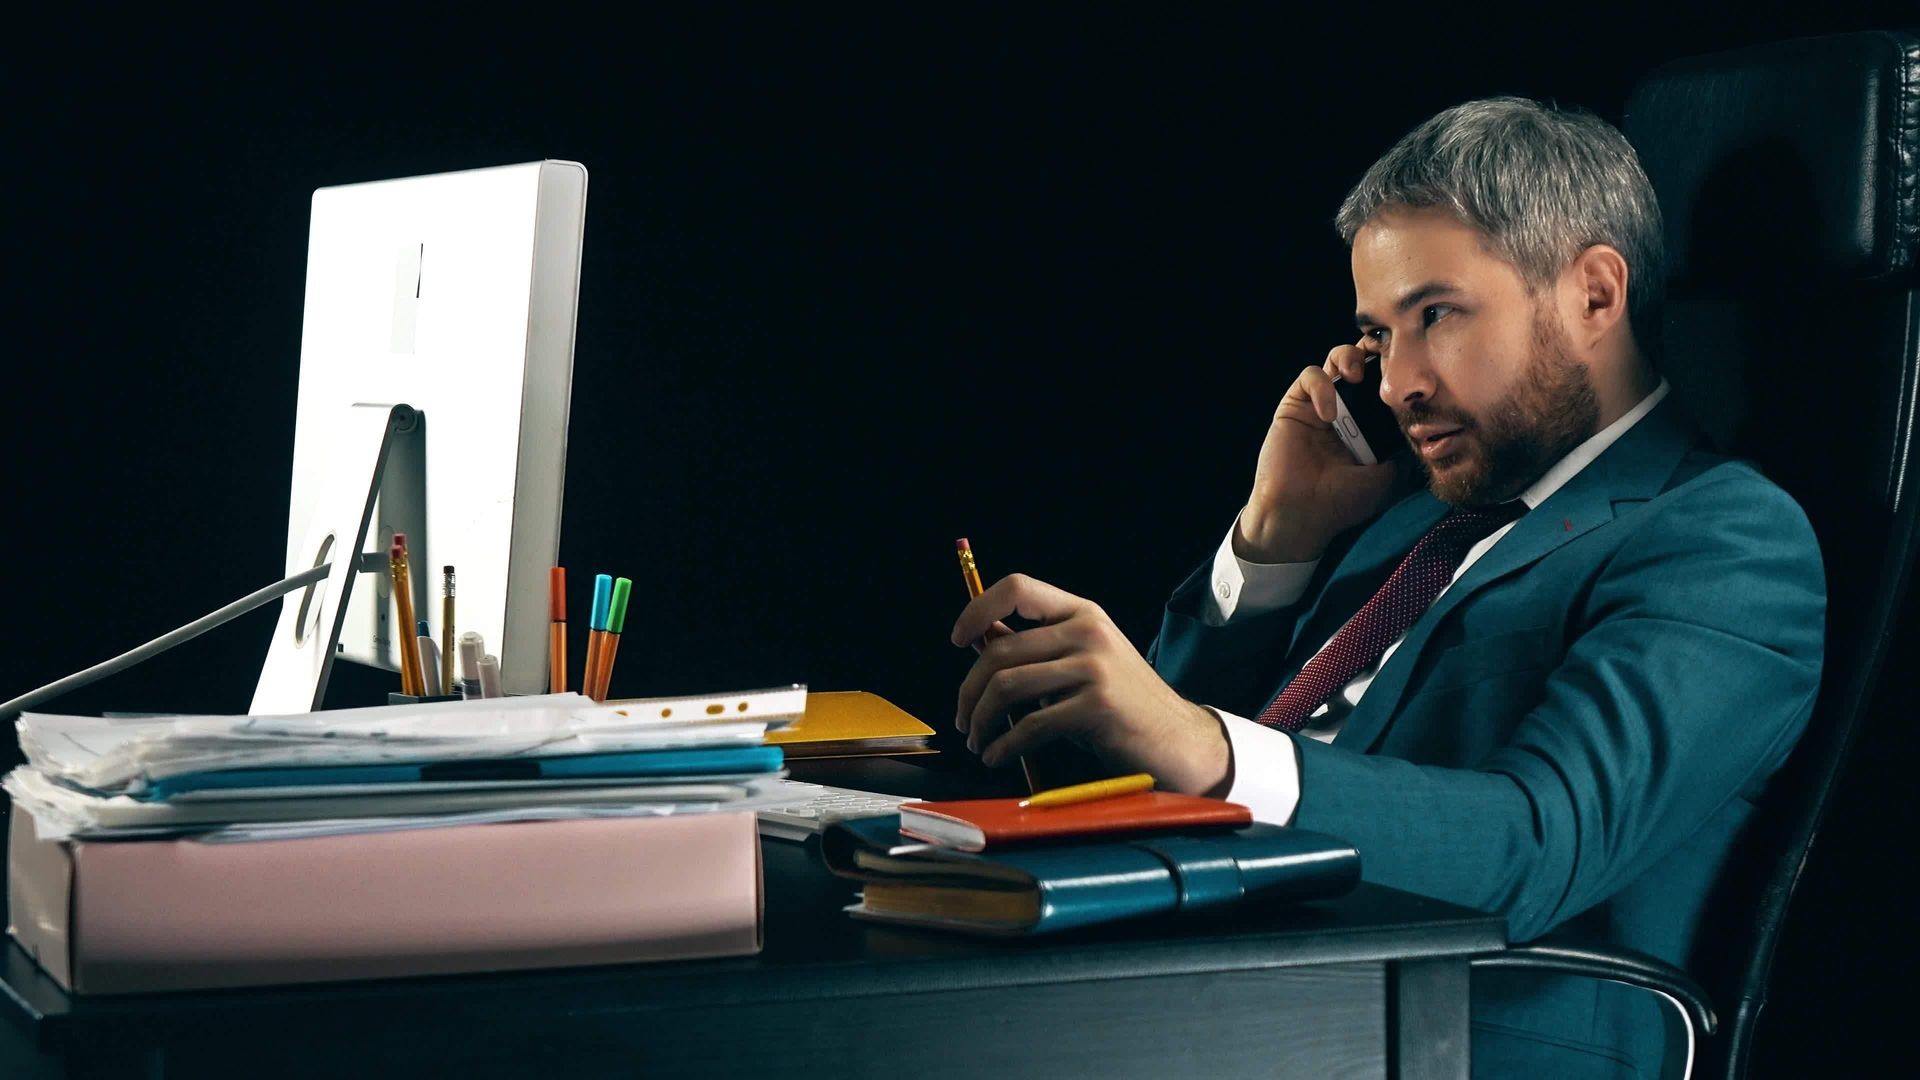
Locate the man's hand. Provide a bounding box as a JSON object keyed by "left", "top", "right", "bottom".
{"left": 1237, "top": 342, "right": 1401, "bottom": 562}
{"left": 951, "top": 573, "right": 1232, "bottom": 796}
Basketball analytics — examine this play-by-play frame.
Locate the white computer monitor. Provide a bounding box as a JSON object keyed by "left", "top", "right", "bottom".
{"left": 252, "top": 160, "right": 588, "bottom": 714}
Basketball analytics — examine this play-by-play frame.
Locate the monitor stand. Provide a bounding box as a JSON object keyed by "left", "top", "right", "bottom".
{"left": 252, "top": 403, "right": 420, "bottom": 715}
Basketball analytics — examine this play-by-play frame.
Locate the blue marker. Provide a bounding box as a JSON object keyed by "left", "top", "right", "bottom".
{"left": 585, "top": 573, "right": 614, "bottom": 697}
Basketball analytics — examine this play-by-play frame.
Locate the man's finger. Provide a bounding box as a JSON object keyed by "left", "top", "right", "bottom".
{"left": 954, "top": 623, "right": 1076, "bottom": 733}
{"left": 969, "top": 656, "right": 1092, "bottom": 738}
{"left": 1326, "top": 342, "right": 1370, "bottom": 384}
{"left": 1298, "top": 366, "right": 1339, "bottom": 425}
{"left": 971, "top": 620, "right": 1015, "bottom": 654}
{"left": 949, "top": 574, "right": 1090, "bottom": 651}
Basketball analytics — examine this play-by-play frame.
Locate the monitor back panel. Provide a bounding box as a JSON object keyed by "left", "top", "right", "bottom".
{"left": 284, "top": 161, "right": 586, "bottom": 697}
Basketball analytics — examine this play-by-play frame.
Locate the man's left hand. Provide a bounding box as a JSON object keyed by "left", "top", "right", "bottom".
{"left": 951, "top": 573, "right": 1233, "bottom": 796}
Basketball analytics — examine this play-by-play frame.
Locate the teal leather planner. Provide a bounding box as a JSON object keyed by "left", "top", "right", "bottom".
{"left": 820, "top": 814, "right": 1360, "bottom": 936}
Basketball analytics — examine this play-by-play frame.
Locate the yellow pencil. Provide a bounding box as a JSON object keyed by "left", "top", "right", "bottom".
{"left": 1018, "top": 772, "right": 1155, "bottom": 809}
{"left": 389, "top": 534, "right": 424, "bottom": 696}
{"left": 441, "top": 566, "right": 457, "bottom": 696}
{"left": 957, "top": 538, "right": 1038, "bottom": 791}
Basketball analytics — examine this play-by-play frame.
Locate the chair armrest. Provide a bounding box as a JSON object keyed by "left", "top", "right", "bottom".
{"left": 1470, "top": 940, "right": 1716, "bottom": 1035}
{"left": 1471, "top": 940, "right": 1716, "bottom": 1080}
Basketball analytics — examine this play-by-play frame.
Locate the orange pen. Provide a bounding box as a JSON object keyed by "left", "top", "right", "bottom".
{"left": 549, "top": 567, "right": 568, "bottom": 694}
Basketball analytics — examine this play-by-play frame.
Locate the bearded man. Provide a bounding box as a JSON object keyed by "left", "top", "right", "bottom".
{"left": 950, "top": 97, "right": 1824, "bottom": 1078}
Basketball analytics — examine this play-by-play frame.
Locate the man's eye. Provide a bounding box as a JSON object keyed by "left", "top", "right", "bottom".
{"left": 1423, "top": 304, "right": 1455, "bottom": 327}
{"left": 1365, "top": 328, "right": 1387, "bottom": 342}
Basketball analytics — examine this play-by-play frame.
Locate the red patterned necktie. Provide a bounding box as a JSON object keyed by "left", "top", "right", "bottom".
{"left": 1256, "top": 502, "right": 1526, "bottom": 732}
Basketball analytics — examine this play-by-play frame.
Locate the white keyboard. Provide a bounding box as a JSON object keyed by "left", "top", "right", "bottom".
{"left": 757, "top": 780, "right": 909, "bottom": 841}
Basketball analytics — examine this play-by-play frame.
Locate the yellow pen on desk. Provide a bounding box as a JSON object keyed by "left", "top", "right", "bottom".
{"left": 1018, "top": 772, "right": 1155, "bottom": 809}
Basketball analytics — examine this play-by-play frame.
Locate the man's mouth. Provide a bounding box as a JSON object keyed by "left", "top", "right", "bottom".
{"left": 1408, "top": 424, "right": 1466, "bottom": 460}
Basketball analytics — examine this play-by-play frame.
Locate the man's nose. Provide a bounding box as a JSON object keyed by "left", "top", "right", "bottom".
{"left": 1379, "top": 343, "right": 1436, "bottom": 406}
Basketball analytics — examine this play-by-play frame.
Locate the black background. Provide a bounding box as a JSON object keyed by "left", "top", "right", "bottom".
{"left": 6, "top": 5, "right": 1912, "bottom": 1073}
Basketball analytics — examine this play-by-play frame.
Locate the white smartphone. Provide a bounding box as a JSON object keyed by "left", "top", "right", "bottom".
{"left": 1329, "top": 355, "right": 1404, "bottom": 465}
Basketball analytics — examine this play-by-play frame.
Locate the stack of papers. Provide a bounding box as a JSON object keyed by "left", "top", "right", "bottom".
{"left": 6, "top": 686, "right": 807, "bottom": 843}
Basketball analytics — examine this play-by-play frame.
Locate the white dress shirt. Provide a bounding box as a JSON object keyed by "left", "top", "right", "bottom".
{"left": 1203, "top": 381, "right": 1670, "bottom": 824}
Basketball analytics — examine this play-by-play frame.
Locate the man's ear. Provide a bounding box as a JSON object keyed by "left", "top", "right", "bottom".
{"left": 1568, "top": 244, "right": 1630, "bottom": 349}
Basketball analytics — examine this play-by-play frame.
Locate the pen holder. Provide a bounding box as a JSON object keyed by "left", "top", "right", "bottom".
{"left": 387, "top": 693, "right": 465, "bottom": 706}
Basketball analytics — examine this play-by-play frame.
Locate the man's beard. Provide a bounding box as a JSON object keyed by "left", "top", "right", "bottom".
{"left": 1399, "top": 311, "right": 1601, "bottom": 507}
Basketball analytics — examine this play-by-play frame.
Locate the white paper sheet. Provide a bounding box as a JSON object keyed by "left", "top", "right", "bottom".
{"left": 15, "top": 685, "right": 806, "bottom": 794}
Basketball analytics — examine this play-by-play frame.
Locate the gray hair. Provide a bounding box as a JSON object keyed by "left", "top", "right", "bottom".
{"left": 1335, "top": 96, "right": 1666, "bottom": 364}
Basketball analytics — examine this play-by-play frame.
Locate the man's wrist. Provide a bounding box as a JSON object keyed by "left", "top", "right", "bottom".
{"left": 1234, "top": 505, "right": 1328, "bottom": 564}
{"left": 1182, "top": 702, "right": 1234, "bottom": 798}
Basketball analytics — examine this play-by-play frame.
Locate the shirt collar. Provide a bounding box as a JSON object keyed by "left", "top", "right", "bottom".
{"left": 1517, "top": 379, "right": 1670, "bottom": 510}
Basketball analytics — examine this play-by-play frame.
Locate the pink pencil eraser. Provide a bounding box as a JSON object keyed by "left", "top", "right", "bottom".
{"left": 956, "top": 538, "right": 970, "bottom": 552}
{"left": 392, "top": 532, "right": 408, "bottom": 550}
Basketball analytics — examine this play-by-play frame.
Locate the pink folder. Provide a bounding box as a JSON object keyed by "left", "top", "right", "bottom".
{"left": 6, "top": 807, "right": 762, "bottom": 994}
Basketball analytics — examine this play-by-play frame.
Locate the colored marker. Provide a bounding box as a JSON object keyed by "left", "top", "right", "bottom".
{"left": 390, "top": 534, "right": 424, "bottom": 696}
{"left": 549, "top": 567, "right": 568, "bottom": 694}
{"left": 592, "top": 576, "right": 633, "bottom": 702}
{"left": 583, "top": 573, "right": 613, "bottom": 701}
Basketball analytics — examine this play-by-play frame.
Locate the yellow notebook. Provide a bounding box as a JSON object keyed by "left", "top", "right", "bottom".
{"left": 766, "top": 692, "right": 937, "bottom": 759}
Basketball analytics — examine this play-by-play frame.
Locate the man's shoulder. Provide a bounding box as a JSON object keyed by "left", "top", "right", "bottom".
{"left": 1658, "top": 446, "right": 1812, "bottom": 523}
{"left": 1616, "top": 445, "right": 1823, "bottom": 570}
{"left": 1630, "top": 397, "right": 1808, "bottom": 516}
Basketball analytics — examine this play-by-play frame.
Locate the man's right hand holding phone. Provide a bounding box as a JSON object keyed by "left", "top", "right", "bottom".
{"left": 1234, "top": 343, "right": 1403, "bottom": 564}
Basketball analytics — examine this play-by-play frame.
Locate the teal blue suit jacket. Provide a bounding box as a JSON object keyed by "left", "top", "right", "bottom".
{"left": 1150, "top": 399, "right": 1825, "bottom": 1078}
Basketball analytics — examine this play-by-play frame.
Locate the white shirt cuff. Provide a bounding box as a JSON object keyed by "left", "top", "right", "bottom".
{"left": 1205, "top": 512, "right": 1320, "bottom": 625}
{"left": 1207, "top": 706, "right": 1302, "bottom": 825}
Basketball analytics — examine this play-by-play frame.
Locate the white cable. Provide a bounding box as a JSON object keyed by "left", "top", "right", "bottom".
{"left": 0, "top": 563, "right": 333, "bottom": 720}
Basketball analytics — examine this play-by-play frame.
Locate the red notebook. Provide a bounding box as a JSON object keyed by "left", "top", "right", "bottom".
{"left": 895, "top": 792, "right": 1253, "bottom": 852}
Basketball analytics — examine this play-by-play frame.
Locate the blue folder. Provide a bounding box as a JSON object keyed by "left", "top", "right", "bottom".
{"left": 139, "top": 745, "right": 786, "bottom": 801}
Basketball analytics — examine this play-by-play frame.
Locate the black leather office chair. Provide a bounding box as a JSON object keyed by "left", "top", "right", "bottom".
{"left": 1470, "top": 29, "right": 1920, "bottom": 1080}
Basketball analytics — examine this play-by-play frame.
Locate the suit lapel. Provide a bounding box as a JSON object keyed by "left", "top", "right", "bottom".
{"left": 1332, "top": 399, "right": 1701, "bottom": 753}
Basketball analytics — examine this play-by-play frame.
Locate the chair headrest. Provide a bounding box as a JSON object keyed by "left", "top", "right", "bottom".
{"left": 1625, "top": 30, "right": 1920, "bottom": 292}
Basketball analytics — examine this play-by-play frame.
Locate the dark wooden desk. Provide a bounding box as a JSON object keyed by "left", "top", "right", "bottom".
{"left": 0, "top": 761, "right": 1505, "bottom": 1079}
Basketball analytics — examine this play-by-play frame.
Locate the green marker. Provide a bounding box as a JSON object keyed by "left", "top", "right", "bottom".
{"left": 595, "top": 576, "right": 634, "bottom": 700}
